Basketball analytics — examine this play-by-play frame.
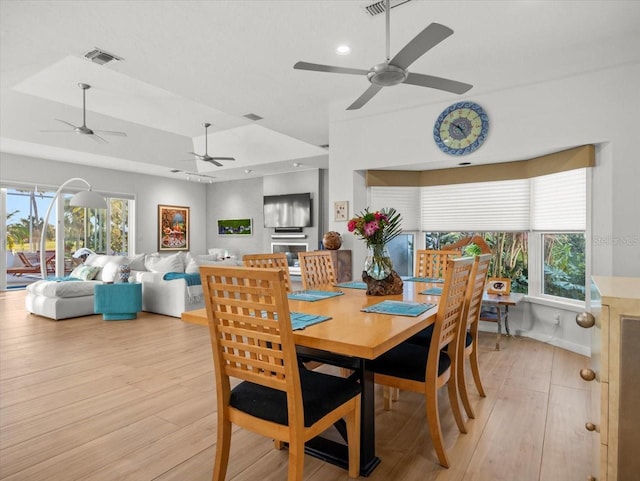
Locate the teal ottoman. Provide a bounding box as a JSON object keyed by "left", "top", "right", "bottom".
{"left": 94, "top": 282, "right": 142, "bottom": 320}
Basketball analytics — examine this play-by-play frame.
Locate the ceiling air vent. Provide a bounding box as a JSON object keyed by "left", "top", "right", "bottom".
{"left": 82, "top": 47, "right": 122, "bottom": 65}
{"left": 365, "top": 0, "right": 411, "bottom": 16}
{"left": 243, "top": 113, "right": 263, "bottom": 121}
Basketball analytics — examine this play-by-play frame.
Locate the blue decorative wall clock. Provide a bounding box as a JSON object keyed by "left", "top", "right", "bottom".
{"left": 433, "top": 101, "right": 489, "bottom": 156}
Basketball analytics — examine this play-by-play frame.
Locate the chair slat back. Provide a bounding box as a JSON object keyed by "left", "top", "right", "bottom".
{"left": 433, "top": 257, "right": 474, "bottom": 352}
{"left": 415, "top": 249, "right": 461, "bottom": 279}
{"left": 242, "top": 252, "right": 292, "bottom": 292}
{"left": 200, "top": 266, "right": 300, "bottom": 393}
{"left": 298, "top": 251, "right": 336, "bottom": 289}
{"left": 462, "top": 254, "right": 492, "bottom": 333}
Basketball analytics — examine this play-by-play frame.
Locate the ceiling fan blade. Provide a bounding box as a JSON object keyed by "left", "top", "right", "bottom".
{"left": 188, "top": 152, "right": 205, "bottom": 159}
{"left": 210, "top": 157, "right": 235, "bottom": 161}
{"left": 346, "top": 84, "right": 383, "bottom": 110}
{"left": 204, "top": 159, "right": 223, "bottom": 167}
{"left": 404, "top": 72, "right": 472, "bottom": 94}
{"left": 294, "top": 61, "right": 369, "bottom": 76}
{"left": 390, "top": 23, "right": 454, "bottom": 70}
{"left": 40, "top": 129, "right": 77, "bottom": 133}
{"left": 55, "top": 119, "right": 79, "bottom": 129}
{"left": 89, "top": 133, "right": 108, "bottom": 143}
{"left": 93, "top": 130, "right": 127, "bottom": 137}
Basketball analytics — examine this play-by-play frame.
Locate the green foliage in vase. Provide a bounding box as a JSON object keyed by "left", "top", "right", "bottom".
{"left": 347, "top": 207, "right": 403, "bottom": 248}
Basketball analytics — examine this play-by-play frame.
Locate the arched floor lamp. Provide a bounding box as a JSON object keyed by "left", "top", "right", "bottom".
{"left": 40, "top": 178, "right": 107, "bottom": 279}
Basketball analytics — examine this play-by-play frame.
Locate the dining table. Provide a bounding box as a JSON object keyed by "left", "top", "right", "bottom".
{"left": 181, "top": 277, "right": 443, "bottom": 476}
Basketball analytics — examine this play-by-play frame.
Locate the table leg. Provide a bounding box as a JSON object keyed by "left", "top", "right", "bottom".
{"left": 358, "top": 360, "right": 380, "bottom": 475}
{"left": 504, "top": 305, "right": 511, "bottom": 335}
{"left": 495, "top": 306, "right": 502, "bottom": 350}
{"left": 297, "top": 347, "right": 381, "bottom": 476}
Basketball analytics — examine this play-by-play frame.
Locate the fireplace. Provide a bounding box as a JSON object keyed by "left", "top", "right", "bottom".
{"left": 271, "top": 242, "right": 308, "bottom": 276}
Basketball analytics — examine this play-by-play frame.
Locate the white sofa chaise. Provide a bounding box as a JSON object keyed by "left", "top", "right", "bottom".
{"left": 26, "top": 279, "right": 100, "bottom": 320}
{"left": 25, "top": 251, "right": 240, "bottom": 320}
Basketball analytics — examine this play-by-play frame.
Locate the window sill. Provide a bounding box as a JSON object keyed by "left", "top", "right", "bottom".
{"left": 524, "top": 295, "right": 585, "bottom": 312}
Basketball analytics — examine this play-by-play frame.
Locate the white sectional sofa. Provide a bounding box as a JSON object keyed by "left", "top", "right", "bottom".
{"left": 25, "top": 251, "right": 241, "bottom": 320}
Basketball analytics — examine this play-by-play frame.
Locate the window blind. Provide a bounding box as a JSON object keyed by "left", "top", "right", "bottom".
{"left": 420, "top": 179, "right": 530, "bottom": 231}
{"left": 531, "top": 168, "right": 586, "bottom": 230}
{"left": 369, "top": 186, "right": 420, "bottom": 231}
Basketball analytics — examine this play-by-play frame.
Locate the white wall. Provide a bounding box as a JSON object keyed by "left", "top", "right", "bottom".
{"left": 205, "top": 177, "right": 265, "bottom": 257}
{"left": 327, "top": 62, "right": 640, "bottom": 354}
{"left": 1, "top": 152, "right": 208, "bottom": 254}
{"left": 205, "top": 169, "right": 324, "bottom": 257}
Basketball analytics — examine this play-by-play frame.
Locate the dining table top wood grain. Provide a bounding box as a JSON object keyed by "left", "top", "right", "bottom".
{"left": 181, "top": 280, "right": 441, "bottom": 360}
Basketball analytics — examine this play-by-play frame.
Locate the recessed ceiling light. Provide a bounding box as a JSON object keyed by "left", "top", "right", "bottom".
{"left": 336, "top": 45, "right": 351, "bottom": 55}
{"left": 244, "top": 169, "right": 252, "bottom": 174}
{"left": 293, "top": 162, "right": 302, "bottom": 167}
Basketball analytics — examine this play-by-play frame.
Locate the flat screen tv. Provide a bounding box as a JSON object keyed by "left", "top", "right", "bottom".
{"left": 263, "top": 192, "right": 312, "bottom": 228}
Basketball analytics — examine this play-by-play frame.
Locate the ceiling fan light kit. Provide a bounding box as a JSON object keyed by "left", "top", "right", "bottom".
{"left": 294, "top": 0, "right": 472, "bottom": 109}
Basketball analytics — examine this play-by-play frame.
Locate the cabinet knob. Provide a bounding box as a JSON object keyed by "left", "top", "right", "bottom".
{"left": 587, "top": 476, "right": 597, "bottom": 481}
{"left": 585, "top": 422, "right": 599, "bottom": 432}
{"left": 580, "top": 368, "right": 597, "bottom": 381}
{"left": 576, "top": 312, "right": 595, "bottom": 328}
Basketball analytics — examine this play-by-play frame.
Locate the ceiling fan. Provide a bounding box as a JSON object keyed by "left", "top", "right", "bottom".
{"left": 188, "top": 122, "right": 235, "bottom": 166}
{"left": 293, "top": 0, "right": 472, "bottom": 110}
{"left": 41, "top": 83, "right": 127, "bottom": 142}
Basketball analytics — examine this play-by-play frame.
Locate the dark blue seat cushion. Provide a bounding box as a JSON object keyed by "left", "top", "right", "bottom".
{"left": 368, "top": 341, "right": 451, "bottom": 382}
{"left": 408, "top": 325, "right": 471, "bottom": 348}
{"left": 229, "top": 368, "right": 361, "bottom": 427}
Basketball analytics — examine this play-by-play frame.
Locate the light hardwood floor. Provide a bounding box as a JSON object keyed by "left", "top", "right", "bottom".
{"left": 0, "top": 289, "right": 592, "bottom": 481}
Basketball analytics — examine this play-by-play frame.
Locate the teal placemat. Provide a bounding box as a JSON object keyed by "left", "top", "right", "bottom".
{"left": 421, "top": 287, "right": 443, "bottom": 295}
{"left": 288, "top": 290, "right": 344, "bottom": 302}
{"left": 361, "top": 300, "right": 436, "bottom": 317}
{"left": 290, "top": 312, "right": 332, "bottom": 330}
{"left": 403, "top": 276, "right": 445, "bottom": 283}
{"left": 335, "top": 281, "right": 367, "bottom": 290}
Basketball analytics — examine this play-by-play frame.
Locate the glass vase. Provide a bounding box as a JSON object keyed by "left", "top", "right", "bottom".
{"left": 364, "top": 244, "right": 393, "bottom": 280}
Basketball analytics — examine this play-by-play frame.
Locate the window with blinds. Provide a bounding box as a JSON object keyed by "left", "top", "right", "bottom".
{"left": 369, "top": 169, "right": 586, "bottom": 233}
{"left": 531, "top": 168, "right": 586, "bottom": 231}
{"left": 369, "top": 186, "right": 420, "bottom": 231}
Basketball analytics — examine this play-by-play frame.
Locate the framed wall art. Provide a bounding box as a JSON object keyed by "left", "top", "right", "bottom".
{"left": 217, "top": 218, "right": 253, "bottom": 236}
{"left": 158, "top": 205, "right": 190, "bottom": 251}
{"left": 334, "top": 201, "right": 348, "bottom": 221}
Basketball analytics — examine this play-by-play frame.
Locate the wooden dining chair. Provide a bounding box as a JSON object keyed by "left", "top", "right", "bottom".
{"left": 456, "top": 253, "right": 492, "bottom": 420}
{"left": 414, "top": 249, "right": 461, "bottom": 279}
{"left": 242, "top": 252, "right": 292, "bottom": 292}
{"left": 298, "top": 251, "right": 336, "bottom": 289}
{"left": 200, "top": 265, "right": 361, "bottom": 481}
{"left": 369, "top": 256, "right": 474, "bottom": 468}
{"left": 382, "top": 249, "right": 462, "bottom": 406}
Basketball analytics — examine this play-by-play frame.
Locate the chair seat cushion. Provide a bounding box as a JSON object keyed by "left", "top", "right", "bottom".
{"left": 230, "top": 367, "right": 360, "bottom": 427}
{"left": 408, "top": 325, "right": 472, "bottom": 348}
{"left": 369, "top": 341, "right": 451, "bottom": 382}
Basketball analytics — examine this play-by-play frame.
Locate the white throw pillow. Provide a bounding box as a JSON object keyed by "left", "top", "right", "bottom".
{"left": 208, "top": 248, "right": 227, "bottom": 259}
{"left": 185, "top": 254, "right": 221, "bottom": 274}
{"left": 144, "top": 252, "right": 185, "bottom": 273}
{"left": 128, "top": 253, "right": 146, "bottom": 271}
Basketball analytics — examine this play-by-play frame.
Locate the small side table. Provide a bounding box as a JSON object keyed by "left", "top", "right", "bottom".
{"left": 480, "top": 292, "right": 525, "bottom": 350}
{"left": 94, "top": 282, "right": 142, "bottom": 320}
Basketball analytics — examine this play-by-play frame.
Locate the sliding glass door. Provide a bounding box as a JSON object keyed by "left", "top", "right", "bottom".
{"left": 3, "top": 185, "right": 134, "bottom": 289}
